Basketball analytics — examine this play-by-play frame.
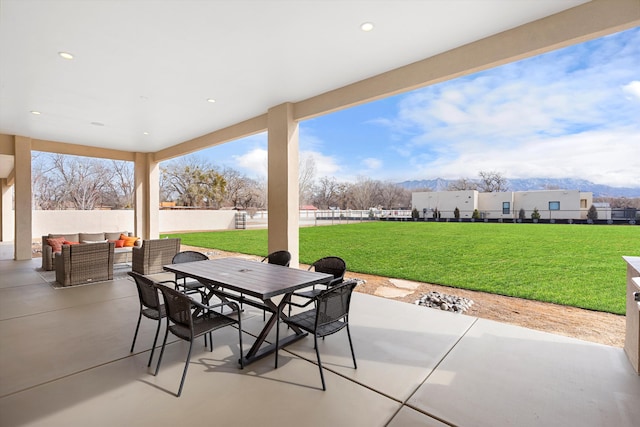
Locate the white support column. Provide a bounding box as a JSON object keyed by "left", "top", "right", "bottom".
{"left": 134, "top": 152, "right": 159, "bottom": 240}
{"left": 14, "top": 136, "right": 32, "bottom": 260}
{"left": 267, "top": 103, "right": 300, "bottom": 267}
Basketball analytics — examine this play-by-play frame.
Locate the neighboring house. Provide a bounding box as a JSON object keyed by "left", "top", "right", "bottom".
{"left": 412, "top": 190, "right": 592, "bottom": 220}
{"left": 592, "top": 202, "right": 612, "bottom": 220}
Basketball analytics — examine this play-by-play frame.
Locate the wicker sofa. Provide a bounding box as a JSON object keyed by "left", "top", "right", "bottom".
{"left": 55, "top": 241, "right": 114, "bottom": 287}
{"left": 42, "top": 231, "right": 139, "bottom": 271}
{"left": 132, "top": 238, "right": 181, "bottom": 275}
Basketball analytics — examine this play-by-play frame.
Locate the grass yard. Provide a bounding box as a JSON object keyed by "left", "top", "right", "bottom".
{"left": 165, "top": 222, "right": 639, "bottom": 315}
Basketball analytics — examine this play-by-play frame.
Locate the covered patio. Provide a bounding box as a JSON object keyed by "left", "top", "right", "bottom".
{"left": 1, "top": 258, "right": 638, "bottom": 426}
{"left": 0, "top": 2, "right": 639, "bottom": 425}
{"left": 1, "top": 0, "right": 639, "bottom": 266}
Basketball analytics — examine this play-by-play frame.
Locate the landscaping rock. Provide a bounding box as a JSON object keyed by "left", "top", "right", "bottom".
{"left": 415, "top": 291, "right": 474, "bottom": 314}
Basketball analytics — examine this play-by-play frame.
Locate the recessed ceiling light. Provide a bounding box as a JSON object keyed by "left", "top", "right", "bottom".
{"left": 360, "top": 22, "right": 374, "bottom": 32}
{"left": 207, "top": 98, "right": 216, "bottom": 103}
{"left": 143, "top": 132, "right": 149, "bottom": 135}
{"left": 58, "top": 52, "right": 74, "bottom": 60}
{"left": 90, "top": 122, "right": 104, "bottom": 126}
{"left": 30, "top": 111, "right": 41, "bottom": 115}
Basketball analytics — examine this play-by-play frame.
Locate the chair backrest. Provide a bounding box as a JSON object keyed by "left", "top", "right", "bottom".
{"left": 157, "top": 284, "right": 194, "bottom": 337}
{"left": 172, "top": 250, "right": 209, "bottom": 264}
{"left": 309, "top": 256, "right": 346, "bottom": 284}
{"left": 314, "top": 279, "right": 358, "bottom": 329}
{"left": 262, "top": 250, "right": 291, "bottom": 267}
{"left": 128, "top": 271, "right": 162, "bottom": 311}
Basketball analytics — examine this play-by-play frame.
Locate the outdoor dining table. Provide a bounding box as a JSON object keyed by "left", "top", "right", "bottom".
{"left": 163, "top": 257, "right": 333, "bottom": 365}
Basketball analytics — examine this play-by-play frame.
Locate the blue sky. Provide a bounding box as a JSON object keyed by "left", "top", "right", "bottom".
{"left": 196, "top": 27, "right": 640, "bottom": 188}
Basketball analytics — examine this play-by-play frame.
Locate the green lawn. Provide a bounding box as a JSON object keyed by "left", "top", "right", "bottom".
{"left": 165, "top": 222, "right": 639, "bottom": 315}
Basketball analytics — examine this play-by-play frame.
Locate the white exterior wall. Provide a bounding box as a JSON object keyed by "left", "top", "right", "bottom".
{"left": 413, "top": 190, "right": 593, "bottom": 220}
{"left": 477, "top": 192, "right": 516, "bottom": 219}
{"left": 513, "top": 190, "right": 590, "bottom": 220}
{"left": 412, "top": 191, "right": 478, "bottom": 218}
{"left": 31, "top": 210, "right": 237, "bottom": 239}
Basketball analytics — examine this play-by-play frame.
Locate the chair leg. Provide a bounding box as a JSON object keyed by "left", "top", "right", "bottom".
{"left": 154, "top": 325, "right": 171, "bottom": 376}
{"left": 147, "top": 318, "right": 162, "bottom": 367}
{"left": 176, "top": 340, "right": 194, "bottom": 397}
{"left": 238, "top": 321, "right": 244, "bottom": 369}
{"left": 130, "top": 312, "right": 143, "bottom": 353}
{"left": 275, "top": 317, "right": 280, "bottom": 368}
{"left": 346, "top": 324, "right": 357, "bottom": 369}
{"left": 314, "top": 334, "right": 326, "bottom": 391}
{"left": 209, "top": 332, "right": 213, "bottom": 352}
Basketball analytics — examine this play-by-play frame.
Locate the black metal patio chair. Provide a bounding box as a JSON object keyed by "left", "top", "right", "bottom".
{"left": 154, "top": 284, "right": 243, "bottom": 397}
{"left": 258, "top": 250, "right": 292, "bottom": 319}
{"left": 289, "top": 256, "right": 346, "bottom": 316}
{"left": 275, "top": 279, "right": 358, "bottom": 390}
{"left": 261, "top": 250, "right": 291, "bottom": 267}
{"left": 171, "top": 250, "right": 209, "bottom": 301}
{"left": 128, "top": 271, "right": 168, "bottom": 367}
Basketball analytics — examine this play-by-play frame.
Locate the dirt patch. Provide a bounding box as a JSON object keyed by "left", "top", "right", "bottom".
{"left": 349, "top": 271, "right": 625, "bottom": 348}
{"left": 178, "top": 246, "right": 625, "bottom": 348}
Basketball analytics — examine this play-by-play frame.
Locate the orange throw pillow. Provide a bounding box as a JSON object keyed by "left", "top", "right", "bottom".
{"left": 46, "top": 237, "right": 66, "bottom": 252}
{"left": 120, "top": 234, "right": 139, "bottom": 247}
{"left": 109, "top": 239, "right": 125, "bottom": 248}
{"left": 63, "top": 240, "right": 80, "bottom": 245}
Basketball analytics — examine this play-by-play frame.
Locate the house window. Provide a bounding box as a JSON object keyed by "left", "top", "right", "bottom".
{"left": 502, "top": 202, "right": 510, "bottom": 214}
{"left": 549, "top": 201, "right": 560, "bottom": 211}
{"left": 580, "top": 199, "right": 587, "bottom": 208}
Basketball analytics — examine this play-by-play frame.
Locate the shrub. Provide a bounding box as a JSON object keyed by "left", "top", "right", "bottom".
{"left": 432, "top": 208, "right": 438, "bottom": 219}
{"left": 472, "top": 209, "right": 480, "bottom": 219}
{"left": 518, "top": 208, "right": 526, "bottom": 220}
{"left": 454, "top": 207, "right": 460, "bottom": 219}
{"left": 411, "top": 207, "right": 419, "bottom": 219}
{"left": 587, "top": 204, "right": 598, "bottom": 220}
{"left": 531, "top": 208, "right": 541, "bottom": 220}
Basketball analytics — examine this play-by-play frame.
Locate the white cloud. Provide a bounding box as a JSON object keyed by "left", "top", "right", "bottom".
{"left": 362, "top": 157, "right": 382, "bottom": 170}
{"left": 404, "top": 129, "right": 640, "bottom": 187}
{"left": 233, "top": 148, "right": 267, "bottom": 177}
{"left": 302, "top": 150, "right": 341, "bottom": 178}
{"left": 374, "top": 28, "right": 640, "bottom": 188}
{"left": 622, "top": 80, "right": 640, "bottom": 100}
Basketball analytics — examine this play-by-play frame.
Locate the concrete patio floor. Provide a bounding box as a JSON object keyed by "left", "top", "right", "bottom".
{"left": 0, "top": 258, "right": 638, "bottom": 427}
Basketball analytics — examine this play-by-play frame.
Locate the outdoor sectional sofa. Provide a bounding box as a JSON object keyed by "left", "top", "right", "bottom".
{"left": 42, "top": 231, "right": 140, "bottom": 271}
{"left": 55, "top": 241, "right": 114, "bottom": 287}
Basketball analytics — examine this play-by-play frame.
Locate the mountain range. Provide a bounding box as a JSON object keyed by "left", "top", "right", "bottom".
{"left": 397, "top": 178, "right": 640, "bottom": 198}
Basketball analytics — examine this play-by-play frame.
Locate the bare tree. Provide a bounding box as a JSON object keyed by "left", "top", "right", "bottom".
{"left": 311, "top": 176, "right": 345, "bottom": 209}
{"left": 299, "top": 153, "right": 316, "bottom": 205}
{"left": 57, "top": 155, "right": 113, "bottom": 209}
{"left": 346, "top": 177, "right": 381, "bottom": 210}
{"left": 104, "top": 160, "right": 134, "bottom": 208}
{"left": 477, "top": 171, "right": 509, "bottom": 193}
{"left": 447, "top": 178, "right": 478, "bottom": 191}
{"left": 161, "top": 156, "right": 226, "bottom": 208}
{"left": 378, "top": 182, "right": 411, "bottom": 209}
{"left": 32, "top": 152, "right": 133, "bottom": 210}
{"left": 221, "top": 167, "right": 264, "bottom": 209}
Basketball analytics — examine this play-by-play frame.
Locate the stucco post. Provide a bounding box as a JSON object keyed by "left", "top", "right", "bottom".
{"left": 14, "top": 136, "right": 32, "bottom": 260}
{"left": 134, "top": 152, "right": 159, "bottom": 240}
{"left": 268, "top": 103, "right": 299, "bottom": 267}
{"left": 0, "top": 178, "right": 13, "bottom": 242}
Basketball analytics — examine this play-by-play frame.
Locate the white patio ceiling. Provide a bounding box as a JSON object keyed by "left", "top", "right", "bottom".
{"left": 0, "top": 0, "right": 589, "bottom": 157}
